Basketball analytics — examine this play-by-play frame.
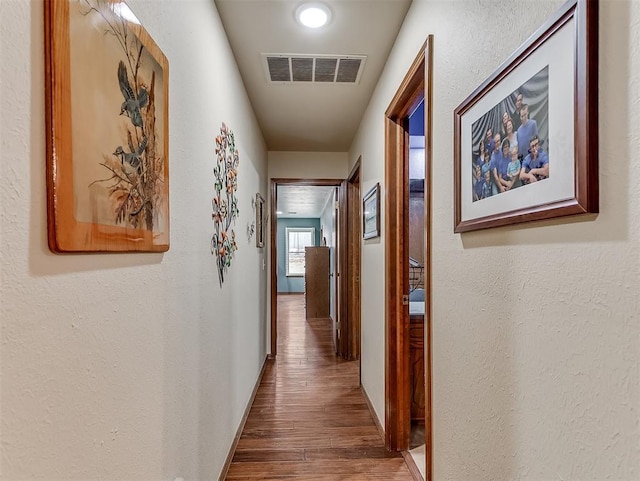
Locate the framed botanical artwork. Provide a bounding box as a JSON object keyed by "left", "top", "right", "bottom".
{"left": 255, "top": 193, "right": 266, "bottom": 248}
{"left": 363, "top": 183, "right": 380, "bottom": 240}
{"left": 45, "top": 0, "right": 169, "bottom": 252}
{"left": 453, "top": 0, "right": 598, "bottom": 233}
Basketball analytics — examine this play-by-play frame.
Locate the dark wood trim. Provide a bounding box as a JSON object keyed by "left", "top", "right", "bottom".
{"left": 401, "top": 451, "right": 425, "bottom": 481}
{"left": 423, "top": 35, "right": 434, "bottom": 481}
{"left": 218, "top": 355, "right": 271, "bottom": 481}
{"left": 269, "top": 178, "right": 344, "bottom": 357}
{"left": 385, "top": 39, "right": 427, "bottom": 452}
{"left": 348, "top": 156, "right": 362, "bottom": 183}
{"left": 347, "top": 157, "right": 361, "bottom": 360}
{"left": 360, "top": 384, "right": 384, "bottom": 441}
{"left": 384, "top": 37, "right": 434, "bottom": 481}
{"left": 338, "top": 159, "right": 363, "bottom": 361}
{"left": 338, "top": 180, "right": 348, "bottom": 358}
{"left": 577, "top": 0, "right": 599, "bottom": 213}
{"left": 384, "top": 114, "right": 410, "bottom": 452}
{"left": 270, "top": 180, "right": 278, "bottom": 356}
{"left": 385, "top": 38, "right": 426, "bottom": 120}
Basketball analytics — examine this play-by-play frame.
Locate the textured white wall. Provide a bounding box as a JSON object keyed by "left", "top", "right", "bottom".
{"left": 351, "top": 0, "right": 640, "bottom": 479}
{"left": 0, "top": 0, "right": 267, "bottom": 480}
{"left": 268, "top": 151, "right": 348, "bottom": 179}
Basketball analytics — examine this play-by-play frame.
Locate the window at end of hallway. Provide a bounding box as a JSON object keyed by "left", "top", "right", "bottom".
{"left": 286, "top": 227, "right": 315, "bottom": 276}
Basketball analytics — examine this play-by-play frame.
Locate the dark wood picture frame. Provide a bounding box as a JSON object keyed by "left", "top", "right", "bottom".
{"left": 362, "top": 183, "right": 380, "bottom": 239}
{"left": 255, "top": 193, "right": 265, "bottom": 248}
{"left": 45, "top": 0, "right": 170, "bottom": 252}
{"left": 453, "top": 0, "right": 598, "bottom": 233}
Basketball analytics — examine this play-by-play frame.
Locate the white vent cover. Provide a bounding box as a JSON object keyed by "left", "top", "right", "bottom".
{"left": 263, "top": 54, "right": 367, "bottom": 84}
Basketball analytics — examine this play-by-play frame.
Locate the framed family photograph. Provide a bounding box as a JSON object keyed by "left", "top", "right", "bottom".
{"left": 453, "top": 0, "right": 598, "bottom": 233}
{"left": 45, "top": 0, "right": 170, "bottom": 252}
{"left": 363, "top": 183, "right": 380, "bottom": 240}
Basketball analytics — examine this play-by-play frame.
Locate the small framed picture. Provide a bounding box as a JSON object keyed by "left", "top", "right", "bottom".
{"left": 255, "top": 193, "right": 266, "bottom": 248}
{"left": 363, "top": 183, "right": 380, "bottom": 240}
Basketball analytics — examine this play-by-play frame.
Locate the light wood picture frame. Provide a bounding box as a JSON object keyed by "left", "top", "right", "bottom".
{"left": 45, "top": 0, "right": 170, "bottom": 252}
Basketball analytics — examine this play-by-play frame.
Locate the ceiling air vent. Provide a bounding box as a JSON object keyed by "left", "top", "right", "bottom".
{"left": 263, "top": 54, "right": 367, "bottom": 84}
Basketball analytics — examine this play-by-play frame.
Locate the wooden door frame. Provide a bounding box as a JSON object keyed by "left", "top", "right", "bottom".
{"left": 384, "top": 36, "right": 433, "bottom": 480}
{"left": 269, "top": 178, "right": 344, "bottom": 357}
{"left": 338, "top": 158, "right": 361, "bottom": 360}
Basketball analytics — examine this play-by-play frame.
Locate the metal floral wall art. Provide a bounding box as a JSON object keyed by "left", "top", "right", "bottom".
{"left": 211, "top": 123, "right": 239, "bottom": 286}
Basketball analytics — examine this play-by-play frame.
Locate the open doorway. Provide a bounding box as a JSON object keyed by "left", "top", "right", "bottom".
{"left": 269, "top": 178, "right": 353, "bottom": 359}
{"left": 384, "top": 36, "right": 433, "bottom": 481}
{"left": 408, "top": 100, "right": 426, "bottom": 454}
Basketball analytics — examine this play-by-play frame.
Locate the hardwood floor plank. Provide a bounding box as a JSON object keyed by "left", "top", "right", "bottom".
{"left": 224, "top": 294, "right": 413, "bottom": 480}
{"left": 227, "top": 474, "right": 415, "bottom": 481}
{"left": 304, "top": 446, "right": 402, "bottom": 460}
{"left": 237, "top": 435, "right": 333, "bottom": 450}
{"left": 226, "top": 458, "right": 410, "bottom": 476}
{"left": 232, "top": 449, "right": 306, "bottom": 463}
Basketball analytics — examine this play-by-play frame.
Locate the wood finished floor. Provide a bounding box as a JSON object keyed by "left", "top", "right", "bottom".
{"left": 225, "top": 294, "right": 414, "bottom": 480}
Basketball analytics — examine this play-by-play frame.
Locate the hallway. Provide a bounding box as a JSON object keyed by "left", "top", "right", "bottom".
{"left": 225, "top": 294, "right": 414, "bottom": 480}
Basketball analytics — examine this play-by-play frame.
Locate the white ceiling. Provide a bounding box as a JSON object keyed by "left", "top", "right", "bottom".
{"left": 214, "top": 0, "right": 412, "bottom": 152}
{"left": 276, "top": 185, "right": 335, "bottom": 218}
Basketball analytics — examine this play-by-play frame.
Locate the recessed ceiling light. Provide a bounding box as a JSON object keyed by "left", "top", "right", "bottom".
{"left": 295, "top": 3, "right": 331, "bottom": 29}
{"left": 276, "top": 211, "right": 284, "bottom": 215}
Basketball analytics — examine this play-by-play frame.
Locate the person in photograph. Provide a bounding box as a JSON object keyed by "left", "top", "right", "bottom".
{"left": 481, "top": 150, "right": 492, "bottom": 178}
{"left": 520, "top": 135, "right": 549, "bottom": 184}
{"left": 485, "top": 127, "right": 495, "bottom": 154}
{"left": 511, "top": 91, "right": 523, "bottom": 131}
{"left": 506, "top": 146, "right": 521, "bottom": 190}
{"left": 492, "top": 138, "right": 511, "bottom": 194}
{"left": 489, "top": 133, "right": 502, "bottom": 194}
{"left": 475, "top": 140, "right": 486, "bottom": 169}
{"left": 476, "top": 158, "right": 482, "bottom": 178}
{"left": 500, "top": 110, "right": 511, "bottom": 138}
{"left": 516, "top": 104, "right": 539, "bottom": 158}
{"left": 481, "top": 170, "right": 493, "bottom": 199}
{"left": 504, "top": 117, "right": 518, "bottom": 155}
{"left": 471, "top": 141, "right": 484, "bottom": 201}
{"left": 490, "top": 132, "right": 501, "bottom": 161}
{"left": 473, "top": 164, "right": 484, "bottom": 201}
{"left": 472, "top": 154, "right": 482, "bottom": 185}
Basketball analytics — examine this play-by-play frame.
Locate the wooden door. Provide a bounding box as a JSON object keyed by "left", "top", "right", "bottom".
{"left": 340, "top": 162, "right": 361, "bottom": 361}
{"left": 384, "top": 38, "right": 433, "bottom": 481}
